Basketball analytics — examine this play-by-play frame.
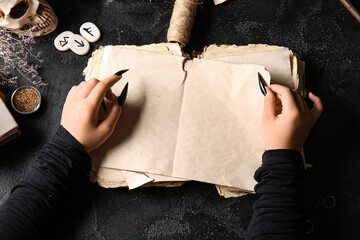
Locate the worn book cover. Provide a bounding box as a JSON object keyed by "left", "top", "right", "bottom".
{"left": 0, "top": 98, "right": 20, "bottom": 147}
{"left": 83, "top": 43, "right": 305, "bottom": 195}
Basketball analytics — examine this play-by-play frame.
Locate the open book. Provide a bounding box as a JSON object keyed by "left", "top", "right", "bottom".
{"left": 83, "top": 43, "right": 305, "bottom": 195}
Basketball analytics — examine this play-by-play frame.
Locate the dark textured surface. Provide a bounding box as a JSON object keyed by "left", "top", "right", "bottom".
{"left": 1, "top": 0, "right": 360, "bottom": 239}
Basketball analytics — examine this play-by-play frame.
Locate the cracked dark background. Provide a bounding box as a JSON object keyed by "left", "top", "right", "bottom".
{"left": 1, "top": 0, "right": 360, "bottom": 239}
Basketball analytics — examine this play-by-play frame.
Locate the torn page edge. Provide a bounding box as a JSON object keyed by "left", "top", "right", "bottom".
{"left": 89, "top": 167, "right": 128, "bottom": 188}
{"left": 216, "top": 185, "right": 254, "bottom": 198}
{"left": 199, "top": 44, "right": 285, "bottom": 59}
{"left": 121, "top": 170, "right": 154, "bottom": 190}
{"left": 90, "top": 165, "right": 252, "bottom": 197}
{"left": 90, "top": 166, "right": 188, "bottom": 188}
{"left": 290, "top": 51, "right": 306, "bottom": 96}
{"left": 213, "top": 0, "right": 228, "bottom": 5}
{"left": 83, "top": 46, "right": 105, "bottom": 81}
{"left": 83, "top": 43, "right": 184, "bottom": 81}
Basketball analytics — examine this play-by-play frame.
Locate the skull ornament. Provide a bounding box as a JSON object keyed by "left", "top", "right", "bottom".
{"left": 0, "top": 0, "right": 58, "bottom": 36}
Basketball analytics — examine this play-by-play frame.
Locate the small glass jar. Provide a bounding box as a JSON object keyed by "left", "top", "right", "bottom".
{"left": 11, "top": 86, "right": 41, "bottom": 114}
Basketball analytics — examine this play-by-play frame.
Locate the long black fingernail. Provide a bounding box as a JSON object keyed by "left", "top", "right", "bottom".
{"left": 258, "top": 72, "right": 267, "bottom": 96}
{"left": 305, "top": 88, "right": 312, "bottom": 99}
{"left": 118, "top": 83, "right": 129, "bottom": 108}
{"left": 304, "top": 88, "right": 313, "bottom": 109}
{"left": 114, "top": 69, "right": 129, "bottom": 76}
{"left": 101, "top": 100, "right": 107, "bottom": 113}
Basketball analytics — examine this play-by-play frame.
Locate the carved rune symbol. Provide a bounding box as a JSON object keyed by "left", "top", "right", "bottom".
{"left": 74, "top": 40, "right": 84, "bottom": 47}
{"left": 83, "top": 27, "right": 93, "bottom": 36}
{"left": 59, "top": 36, "right": 69, "bottom": 47}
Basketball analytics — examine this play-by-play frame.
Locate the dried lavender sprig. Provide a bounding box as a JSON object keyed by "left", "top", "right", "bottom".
{"left": 0, "top": 34, "right": 43, "bottom": 63}
{"left": 0, "top": 27, "right": 45, "bottom": 87}
{"left": 0, "top": 70, "right": 17, "bottom": 87}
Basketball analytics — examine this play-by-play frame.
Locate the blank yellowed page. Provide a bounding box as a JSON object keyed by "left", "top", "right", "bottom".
{"left": 90, "top": 47, "right": 186, "bottom": 176}
{"left": 173, "top": 58, "right": 270, "bottom": 190}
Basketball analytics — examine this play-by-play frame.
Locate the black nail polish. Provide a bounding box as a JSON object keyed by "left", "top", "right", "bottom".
{"left": 118, "top": 83, "right": 129, "bottom": 108}
{"left": 258, "top": 72, "right": 267, "bottom": 96}
{"left": 101, "top": 100, "right": 107, "bottom": 113}
{"left": 304, "top": 88, "right": 313, "bottom": 109}
{"left": 114, "top": 69, "right": 129, "bottom": 76}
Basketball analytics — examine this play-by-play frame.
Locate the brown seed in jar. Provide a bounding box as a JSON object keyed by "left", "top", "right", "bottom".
{"left": 13, "top": 88, "right": 40, "bottom": 112}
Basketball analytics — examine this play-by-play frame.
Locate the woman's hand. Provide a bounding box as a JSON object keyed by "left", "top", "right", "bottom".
{"left": 261, "top": 84, "right": 323, "bottom": 152}
{"left": 61, "top": 73, "right": 126, "bottom": 153}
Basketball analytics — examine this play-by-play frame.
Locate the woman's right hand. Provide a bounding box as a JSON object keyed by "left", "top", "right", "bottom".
{"left": 261, "top": 84, "right": 323, "bottom": 152}
{"left": 61, "top": 72, "right": 127, "bottom": 153}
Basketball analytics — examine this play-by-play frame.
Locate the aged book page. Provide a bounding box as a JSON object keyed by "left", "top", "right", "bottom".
{"left": 90, "top": 47, "right": 186, "bottom": 175}
{"left": 199, "top": 45, "right": 306, "bottom": 196}
{"left": 87, "top": 44, "right": 189, "bottom": 188}
{"left": 200, "top": 44, "right": 305, "bottom": 95}
{"left": 173, "top": 59, "right": 270, "bottom": 190}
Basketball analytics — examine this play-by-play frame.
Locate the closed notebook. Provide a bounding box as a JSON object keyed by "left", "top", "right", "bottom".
{"left": 0, "top": 98, "right": 20, "bottom": 147}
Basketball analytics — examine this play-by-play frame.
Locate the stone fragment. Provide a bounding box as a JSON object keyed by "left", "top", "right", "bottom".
{"left": 80, "top": 22, "right": 101, "bottom": 43}
{"left": 54, "top": 31, "right": 74, "bottom": 51}
{"left": 69, "top": 34, "right": 90, "bottom": 55}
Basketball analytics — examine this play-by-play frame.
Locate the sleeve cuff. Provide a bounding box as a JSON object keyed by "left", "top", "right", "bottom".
{"left": 262, "top": 149, "right": 304, "bottom": 168}
{"left": 49, "top": 125, "right": 91, "bottom": 171}
{"left": 56, "top": 125, "right": 88, "bottom": 155}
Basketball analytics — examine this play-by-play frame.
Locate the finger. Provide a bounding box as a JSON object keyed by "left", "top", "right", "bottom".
{"left": 293, "top": 90, "right": 307, "bottom": 111}
{"left": 275, "top": 95, "right": 281, "bottom": 105}
{"left": 300, "top": 96, "right": 309, "bottom": 111}
{"left": 64, "top": 86, "right": 77, "bottom": 100}
{"left": 263, "top": 86, "right": 276, "bottom": 119}
{"left": 105, "top": 88, "right": 116, "bottom": 101}
{"left": 77, "top": 80, "right": 87, "bottom": 87}
{"left": 70, "top": 81, "right": 84, "bottom": 96}
{"left": 87, "top": 74, "right": 122, "bottom": 109}
{"left": 309, "top": 92, "right": 323, "bottom": 123}
{"left": 270, "top": 84, "right": 298, "bottom": 112}
{"left": 98, "top": 99, "right": 122, "bottom": 138}
{"left": 77, "top": 78, "right": 100, "bottom": 98}
{"left": 68, "top": 86, "right": 77, "bottom": 95}
{"left": 75, "top": 81, "right": 87, "bottom": 92}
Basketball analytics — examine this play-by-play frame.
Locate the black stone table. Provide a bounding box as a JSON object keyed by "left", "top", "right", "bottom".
{"left": 1, "top": 0, "right": 360, "bottom": 239}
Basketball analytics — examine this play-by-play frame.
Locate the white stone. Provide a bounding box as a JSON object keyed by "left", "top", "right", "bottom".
{"left": 54, "top": 31, "right": 74, "bottom": 51}
{"left": 79, "top": 22, "right": 101, "bottom": 43}
{"left": 68, "top": 34, "right": 90, "bottom": 56}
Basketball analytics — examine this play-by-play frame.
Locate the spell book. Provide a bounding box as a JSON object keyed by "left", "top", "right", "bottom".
{"left": 0, "top": 98, "right": 20, "bottom": 147}
{"left": 83, "top": 43, "right": 305, "bottom": 195}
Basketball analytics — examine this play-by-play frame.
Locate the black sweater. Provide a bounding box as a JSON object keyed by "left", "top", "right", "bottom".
{"left": 0, "top": 126, "right": 91, "bottom": 239}
{"left": 246, "top": 150, "right": 305, "bottom": 239}
{"left": 0, "top": 126, "right": 305, "bottom": 239}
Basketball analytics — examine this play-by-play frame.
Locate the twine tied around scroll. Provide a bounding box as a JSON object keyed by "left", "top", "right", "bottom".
{"left": 167, "top": 0, "right": 203, "bottom": 47}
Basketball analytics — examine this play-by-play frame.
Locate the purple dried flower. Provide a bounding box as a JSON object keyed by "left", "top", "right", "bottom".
{"left": 0, "top": 27, "right": 46, "bottom": 87}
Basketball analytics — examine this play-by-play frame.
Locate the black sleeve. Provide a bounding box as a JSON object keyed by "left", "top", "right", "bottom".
{"left": 246, "top": 150, "right": 306, "bottom": 240}
{"left": 0, "top": 126, "right": 91, "bottom": 240}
